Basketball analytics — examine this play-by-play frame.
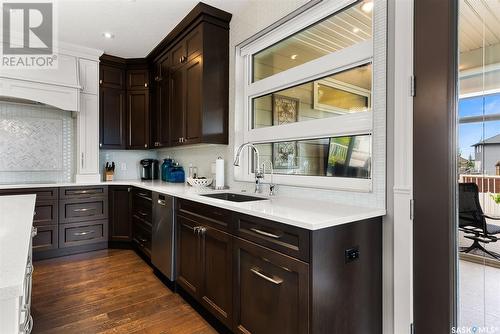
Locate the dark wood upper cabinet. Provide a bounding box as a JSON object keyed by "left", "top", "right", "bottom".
{"left": 127, "top": 68, "right": 150, "bottom": 90}
{"left": 127, "top": 89, "right": 150, "bottom": 149}
{"left": 99, "top": 56, "right": 127, "bottom": 149}
{"left": 100, "top": 62, "right": 124, "bottom": 89}
{"left": 99, "top": 3, "right": 231, "bottom": 150}
{"left": 100, "top": 86, "right": 126, "bottom": 149}
{"left": 109, "top": 186, "right": 131, "bottom": 242}
{"left": 167, "top": 22, "right": 229, "bottom": 146}
{"left": 151, "top": 54, "right": 171, "bottom": 148}
{"left": 169, "top": 65, "right": 185, "bottom": 145}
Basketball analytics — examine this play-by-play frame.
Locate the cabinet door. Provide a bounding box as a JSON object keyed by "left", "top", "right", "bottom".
{"left": 176, "top": 215, "right": 202, "bottom": 297}
{"left": 127, "top": 69, "right": 150, "bottom": 90}
{"left": 109, "top": 186, "right": 131, "bottom": 242}
{"left": 234, "top": 237, "right": 309, "bottom": 334}
{"left": 169, "top": 67, "right": 185, "bottom": 145}
{"left": 127, "top": 90, "right": 150, "bottom": 149}
{"left": 155, "top": 55, "right": 170, "bottom": 147}
{"left": 200, "top": 226, "right": 233, "bottom": 327}
{"left": 184, "top": 56, "right": 202, "bottom": 144}
{"left": 100, "top": 65, "right": 124, "bottom": 89}
{"left": 100, "top": 87, "right": 126, "bottom": 149}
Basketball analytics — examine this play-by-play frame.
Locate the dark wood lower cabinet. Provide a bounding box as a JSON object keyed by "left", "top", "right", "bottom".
{"left": 176, "top": 199, "right": 382, "bottom": 334}
{"left": 200, "top": 225, "right": 233, "bottom": 327}
{"left": 109, "top": 186, "right": 131, "bottom": 242}
{"left": 233, "top": 237, "right": 309, "bottom": 334}
{"left": 176, "top": 215, "right": 202, "bottom": 296}
{"left": 176, "top": 213, "right": 234, "bottom": 328}
{"left": 32, "top": 225, "right": 58, "bottom": 252}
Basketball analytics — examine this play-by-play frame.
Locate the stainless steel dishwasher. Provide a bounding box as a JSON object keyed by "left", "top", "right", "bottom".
{"left": 152, "top": 192, "right": 175, "bottom": 280}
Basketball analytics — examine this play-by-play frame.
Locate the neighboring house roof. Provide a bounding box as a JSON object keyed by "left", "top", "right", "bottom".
{"left": 473, "top": 134, "right": 500, "bottom": 146}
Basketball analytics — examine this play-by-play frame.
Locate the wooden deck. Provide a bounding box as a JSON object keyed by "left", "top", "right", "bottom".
{"left": 31, "top": 249, "right": 217, "bottom": 334}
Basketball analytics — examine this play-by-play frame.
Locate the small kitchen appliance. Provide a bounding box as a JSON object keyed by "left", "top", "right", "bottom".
{"left": 140, "top": 159, "right": 159, "bottom": 180}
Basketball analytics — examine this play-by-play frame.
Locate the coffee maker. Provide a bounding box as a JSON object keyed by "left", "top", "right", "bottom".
{"left": 140, "top": 159, "right": 159, "bottom": 180}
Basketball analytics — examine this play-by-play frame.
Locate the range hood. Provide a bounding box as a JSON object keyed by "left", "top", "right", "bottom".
{"left": 0, "top": 52, "right": 83, "bottom": 111}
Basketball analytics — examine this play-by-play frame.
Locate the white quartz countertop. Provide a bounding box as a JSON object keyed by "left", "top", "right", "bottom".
{"left": 0, "top": 180, "right": 385, "bottom": 230}
{"left": 0, "top": 194, "right": 35, "bottom": 300}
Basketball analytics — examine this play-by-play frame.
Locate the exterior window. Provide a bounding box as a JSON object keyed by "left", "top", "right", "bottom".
{"left": 252, "top": 64, "right": 371, "bottom": 129}
{"left": 252, "top": 2, "right": 373, "bottom": 82}
{"left": 235, "top": 0, "right": 381, "bottom": 191}
{"left": 254, "top": 135, "right": 371, "bottom": 178}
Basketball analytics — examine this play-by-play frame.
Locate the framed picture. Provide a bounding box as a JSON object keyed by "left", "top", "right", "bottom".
{"left": 272, "top": 94, "right": 299, "bottom": 125}
{"left": 271, "top": 94, "right": 299, "bottom": 169}
{"left": 272, "top": 141, "right": 298, "bottom": 169}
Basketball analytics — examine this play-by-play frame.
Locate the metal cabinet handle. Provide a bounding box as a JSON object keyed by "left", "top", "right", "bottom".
{"left": 31, "top": 227, "right": 37, "bottom": 238}
{"left": 157, "top": 199, "right": 166, "bottom": 206}
{"left": 249, "top": 228, "right": 281, "bottom": 239}
{"left": 99, "top": 79, "right": 103, "bottom": 85}
{"left": 144, "top": 83, "right": 148, "bottom": 88}
{"left": 99, "top": 143, "right": 102, "bottom": 147}
{"left": 250, "top": 267, "right": 283, "bottom": 285}
{"left": 74, "top": 230, "right": 94, "bottom": 236}
{"left": 137, "top": 211, "right": 148, "bottom": 217}
{"left": 144, "top": 144, "right": 148, "bottom": 148}
{"left": 137, "top": 193, "right": 152, "bottom": 201}
{"left": 73, "top": 208, "right": 93, "bottom": 212}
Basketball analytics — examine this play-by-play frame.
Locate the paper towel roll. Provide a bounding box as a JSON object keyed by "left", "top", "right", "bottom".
{"left": 215, "top": 157, "right": 224, "bottom": 189}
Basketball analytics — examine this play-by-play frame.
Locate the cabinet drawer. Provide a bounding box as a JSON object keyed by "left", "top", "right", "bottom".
{"left": 60, "top": 198, "right": 108, "bottom": 223}
{"left": 177, "top": 199, "right": 232, "bottom": 232}
{"left": 132, "top": 188, "right": 152, "bottom": 201}
{"left": 132, "top": 196, "right": 152, "bottom": 224}
{"left": 235, "top": 214, "right": 310, "bottom": 262}
{"left": 33, "top": 200, "right": 58, "bottom": 226}
{"left": 59, "top": 220, "right": 108, "bottom": 248}
{"left": 0, "top": 187, "right": 58, "bottom": 200}
{"left": 33, "top": 225, "right": 58, "bottom": 252}
{"left": 132, "top": 218, "right": 151, "bottom": 258}
{"left": 59, "top": 186, "right": 107, "bottom": 199}
{"left": 234, "top": 237, "right": 309, "bottom": 334}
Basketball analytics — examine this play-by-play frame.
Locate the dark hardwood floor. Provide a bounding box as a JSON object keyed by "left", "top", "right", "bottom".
{"left": 32, "top": 249, "right": 217, "bottom": 334}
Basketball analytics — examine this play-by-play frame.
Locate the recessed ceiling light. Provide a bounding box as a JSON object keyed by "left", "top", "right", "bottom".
{"left": 361, "top": 1, "right": 374, "bottom": 13}
{"left": 290, "top": 54, "right": 298, "bottom": 60}
{"left": 352, "top": 27, "right": 360, "bottom": 33}
{"left": 102, "top": 32, "right": 115, "bottom": 39}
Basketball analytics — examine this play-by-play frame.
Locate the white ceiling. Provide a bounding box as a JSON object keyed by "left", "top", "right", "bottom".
{"left": 56, "top": 0, "right": 247, "bottom": 58}
{"left": 459, "top": 0, "right": 500, "bottom": 53}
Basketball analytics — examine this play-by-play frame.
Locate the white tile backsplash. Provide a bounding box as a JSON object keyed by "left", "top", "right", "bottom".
{"left": 0, "top": 101, "right": 75, "bottom": 183}
{"left": 99, "top": 150, "right": 156, "bottom": 180}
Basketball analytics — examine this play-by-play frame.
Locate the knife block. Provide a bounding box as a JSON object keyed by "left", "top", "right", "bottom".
{"left": 104, "top": 170, "right": 114, "bottom": 181}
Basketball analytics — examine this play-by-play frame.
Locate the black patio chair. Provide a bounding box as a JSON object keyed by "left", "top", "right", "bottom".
{"left": 459, "top": 182, "right": 500, "bottom": 260}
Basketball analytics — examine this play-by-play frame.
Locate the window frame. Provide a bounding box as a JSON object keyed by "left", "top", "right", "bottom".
{"left": 234, "top": 0, "right": 381, "bottom": 192}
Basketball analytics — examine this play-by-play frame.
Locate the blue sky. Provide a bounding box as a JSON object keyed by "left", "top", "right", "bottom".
{"left": 458, "top": 93, "right": 500, "bottom": 159}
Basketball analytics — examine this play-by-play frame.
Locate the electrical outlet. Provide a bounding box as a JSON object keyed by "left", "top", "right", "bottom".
{"left": 120, "top": 162, "right": 127, "bottom": 171}
{"left": 345, "top": 247, "right": 360, "bottom": 263}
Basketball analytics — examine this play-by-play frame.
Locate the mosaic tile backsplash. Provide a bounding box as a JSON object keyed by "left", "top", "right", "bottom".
{"left": 0, "top": 101, "right": 75, "bottom": 183}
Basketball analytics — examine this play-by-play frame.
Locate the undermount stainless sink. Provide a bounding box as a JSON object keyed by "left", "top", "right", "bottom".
{"left": 201, "top": 192, "right": 268, "bottom": 202}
